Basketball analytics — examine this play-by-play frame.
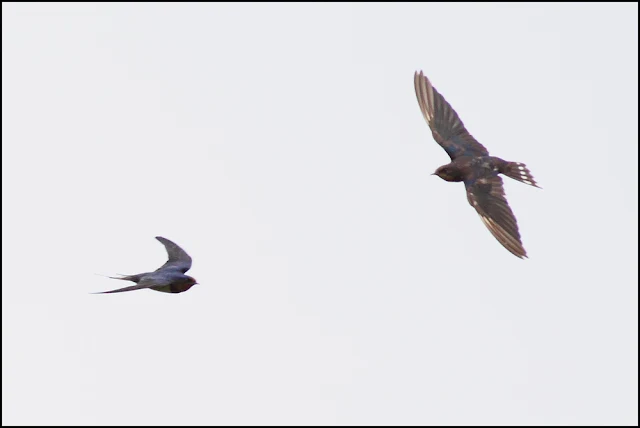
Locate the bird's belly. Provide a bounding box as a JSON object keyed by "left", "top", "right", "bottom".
{"left": 151, "top": 285, "right": 175, "bottom": 293}
{"left": 152, "top": 283, "right": 194, "bottom": 293}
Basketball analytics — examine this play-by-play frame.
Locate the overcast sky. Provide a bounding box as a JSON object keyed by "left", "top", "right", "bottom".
{"left": 2, "top": 3, "right": 638, "bottom": 426}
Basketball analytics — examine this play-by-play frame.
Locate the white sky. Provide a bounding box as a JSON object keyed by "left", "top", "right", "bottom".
{"left": 2, "top": 3, "right": 638, "bottom": 425}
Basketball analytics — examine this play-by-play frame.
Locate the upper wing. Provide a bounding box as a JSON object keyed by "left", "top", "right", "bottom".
{"left": 465, "top": 175, "right": 527, "bottom": 258}
{"left": 414, "top": 71, "right": 489, "bottom": 160}
{"left": 155, "top": 236, "right": 192, "bottom": 273}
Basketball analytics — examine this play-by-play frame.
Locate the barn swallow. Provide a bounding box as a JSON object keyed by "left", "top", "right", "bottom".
{"left": 95, "top": 236, "right": 198, "bottom": 294}
{"left": 414, "top": 71, "right": 540, "bottom": 258}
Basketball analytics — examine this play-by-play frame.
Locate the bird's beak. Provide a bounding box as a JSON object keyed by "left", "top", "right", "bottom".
{"left": 431, "top": 172, "right": 437, "bottom": 176}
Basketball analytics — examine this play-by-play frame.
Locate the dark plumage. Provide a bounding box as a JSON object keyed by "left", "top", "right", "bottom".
{"left": 414, "top": 70, "right": 540, "bottom": 258}
{"left": 94, "top": 236, "right": 198, "bottom": 294}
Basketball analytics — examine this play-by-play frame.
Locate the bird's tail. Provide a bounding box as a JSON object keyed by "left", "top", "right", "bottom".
{"left": 503, "top": 162, "right": 541, "bottom": 188}
{"left": 95, "top": 273, "right": 144, "bottom": 283}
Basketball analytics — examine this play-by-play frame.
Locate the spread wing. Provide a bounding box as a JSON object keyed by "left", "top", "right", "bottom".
{"left": 465, "top": 176, "right": 527, "bottom": 258}
{"left": 414, "top": 70, "right": 489, "bottom": 160}
{"left": 155, "top": 236, "right": 192, "bottom": 273}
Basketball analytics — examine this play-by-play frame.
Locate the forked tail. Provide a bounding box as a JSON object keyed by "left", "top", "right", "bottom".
{"left": 503, "top": 162, "right": 541, "bottom": 188}
{"left": 95, "top": 273, "right": 145, "bottom": 283}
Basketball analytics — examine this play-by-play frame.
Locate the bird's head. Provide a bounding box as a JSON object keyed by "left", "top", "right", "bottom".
{"left": 432, "top": 165, "right": 459, "bottom": 182}
{"left": 186, "top": 276, "right": 198, "bottom": 286}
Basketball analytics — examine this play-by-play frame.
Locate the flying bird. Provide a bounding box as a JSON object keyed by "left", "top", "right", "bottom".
{"left": 414, "top": 71, "right": 539, "bottom": 258}
{"left": 95, "top": 236, "right": 198, "bottom": 294}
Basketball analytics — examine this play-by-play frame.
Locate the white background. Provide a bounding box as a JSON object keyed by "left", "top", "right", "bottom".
{"left": 3, "top": 3, "right": 638, "bottom": 425}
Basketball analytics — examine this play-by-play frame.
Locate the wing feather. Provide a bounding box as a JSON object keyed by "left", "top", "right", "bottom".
{"left": 155, "top": 236, "right": 192, "bottom": 273}
{"left": 465, "top": 176, "right": 527, "bottom": 258}
{"left": 414, "top": 71, "right": 489, "bottom": 160}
